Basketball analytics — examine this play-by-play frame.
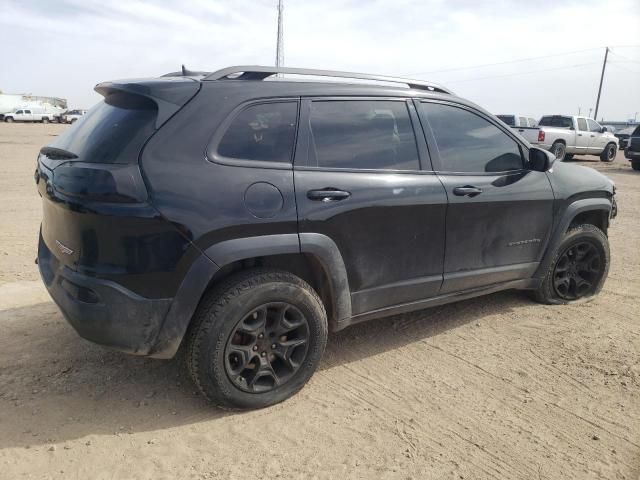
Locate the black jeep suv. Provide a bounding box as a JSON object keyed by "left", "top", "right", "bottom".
{"left": 36, "top": 66, "right": 617, "bottom": 409}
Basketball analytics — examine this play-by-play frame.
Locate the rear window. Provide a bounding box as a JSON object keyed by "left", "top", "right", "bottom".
{"left": 539, "top": 116, "right": 573, "bottom": 128}
{"left": 497, "top": 115, "right": 515, "bottom": 126}
{"left": 49, "top": 93, "right": 157, "bottom": 163}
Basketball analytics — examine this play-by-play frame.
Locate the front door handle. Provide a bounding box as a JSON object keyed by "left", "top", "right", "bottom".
{"left": 453, "top": 185, "right": 483, "bottom": 197}
{"left": 307, "top": 188, "right": 351, "bottom": 202}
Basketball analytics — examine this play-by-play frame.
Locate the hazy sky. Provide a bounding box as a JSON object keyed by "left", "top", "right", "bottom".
{"left": 1, "top": 0, "right": 639, "bottom": 121}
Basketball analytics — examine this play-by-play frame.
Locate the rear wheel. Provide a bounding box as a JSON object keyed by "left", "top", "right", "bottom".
{"left": 186, "top": 269, "right": 328, "bottom": 409}
{"left": 534, "top": 224, "right": 609, "bottom": 305}
{"left": 552, "top": 142, "right": 566, "bottom": 161}
{"left": 600, "top": 143, "right": 616, "bottom": 162}
{"left": 632, "top": 160, "right": 640, "bottom": 171}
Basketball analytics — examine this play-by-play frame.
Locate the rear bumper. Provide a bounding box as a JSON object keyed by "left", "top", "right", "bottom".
{"left": 38, "top": 233, "right": 172, "bottom": 355}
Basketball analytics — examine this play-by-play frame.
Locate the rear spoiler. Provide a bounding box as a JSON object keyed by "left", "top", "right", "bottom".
{"left": 94, "top": 78, "right": 200, "bottom": 128}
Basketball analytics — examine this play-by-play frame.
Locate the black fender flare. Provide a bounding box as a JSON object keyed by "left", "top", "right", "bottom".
{"left": 149, "top": 233, "right": 351, "bottom": 358}
{"left": 534, "top": 198, "right": 612, "bottom": 279}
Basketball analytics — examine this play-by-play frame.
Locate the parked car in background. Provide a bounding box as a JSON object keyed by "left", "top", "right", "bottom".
{"left": 537, "top": 115, "right": 618, "bottom": 162}
{"left": 496, "top": 114, "right": 537, "bottom": 127}
{"left": 624, "top": 125, "right": 640, "bottom": 171}
{"left": 3, "top": 108, "right": 58, "bottom": 123}
{"left": 61, "top": 109, "right": 86, "bottom": 124}
{"left": 36, "top": 65, "right": 617, "bottom": 409}
{"left": 614, "top": 126, "right": 637, "bottom": 150}
{"left": 497, "top": 114, "right": 540, "bottom": 144}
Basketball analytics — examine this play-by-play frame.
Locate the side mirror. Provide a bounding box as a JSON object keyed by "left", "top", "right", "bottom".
{"left": 529, "top": 147, "right": 556, "bottom": 172}
{"left": 601, "top": 126, "right": 608, "bottom": 133}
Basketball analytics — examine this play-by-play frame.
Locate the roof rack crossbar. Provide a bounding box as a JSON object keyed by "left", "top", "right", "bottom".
{"left": 203, "top": 65, "right": 452, "bottom": 94}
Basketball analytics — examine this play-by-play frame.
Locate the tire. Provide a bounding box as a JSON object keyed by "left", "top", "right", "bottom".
{"left": 533, "top": 224, "right": 609, "bottom": 305}
{"left": 42, "top": 117, "right": 49, "bottom": 124}
{"left": 552, "top": 142, "right": 566, "bottom": 161}
{"left": 186, "top": 269, "right": 328, "bottom": 409}
{"left": 600, "top": 143, "right": 617, "bottom": 162}
{"left": 632, "top": 160, "right": 640, "bottom": 171}
{"left": 70, "top": 118, "right": 77, "bottom": 124}
{"left": 5, "top": 117, "right": 13, "bottom": 123}
{"left": 564, "top": 154, "right": 574, "bottom": 161}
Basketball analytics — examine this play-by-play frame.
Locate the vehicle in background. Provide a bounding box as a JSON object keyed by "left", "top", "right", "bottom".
{"left": 497, "top": 114, "right": 539, "bottom": 144}
{"left": 537, "top": 115, "right": 618, "bottom": 162}
{"left": 3, "top": 108, "right": 58, "bottom": 123}
{"left": 496, "top": 115, "right": 537, "bottom": 127}
{"left": 61, "top": 110, "right": 87, "bottom": 124}
{"left": 624, "top": 125, "right": 640, "bottom": 171}
{"left": 614, "top": 126, "right": 636, "bottom": 150}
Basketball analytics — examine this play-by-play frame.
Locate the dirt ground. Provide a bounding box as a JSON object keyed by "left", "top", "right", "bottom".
{"left": 0, "top": 123, "right": 638, "bottom": 480}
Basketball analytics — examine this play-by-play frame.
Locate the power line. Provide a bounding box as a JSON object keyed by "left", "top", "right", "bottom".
{"left": 445, "top": 62, "right": 600, "bottom": 84}
{"left": 609, "top": 49, "right": 640, "bottom": 64}
{"left": 407, "top": 47, "right": 602, "bottom": 76}
{"left": 608, "top": 62, "right": 640, "bottom": 75}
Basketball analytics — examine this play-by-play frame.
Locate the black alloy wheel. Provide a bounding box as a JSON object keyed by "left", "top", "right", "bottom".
{"left": 225, "top": 302, "right": 310, "bottom": 393}
{"left": 552, "top": 240, "right": 605, "bottom": 300}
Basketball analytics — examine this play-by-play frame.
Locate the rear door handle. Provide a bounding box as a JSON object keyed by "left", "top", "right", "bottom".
{"left": 453, "top": 185, "right": 483, "bottom": 197}
{"left": 518, "top": 129, "right": 524, "bottom": 132}
{"left": 307, "top": 188, "right": 351, "bottom": 202}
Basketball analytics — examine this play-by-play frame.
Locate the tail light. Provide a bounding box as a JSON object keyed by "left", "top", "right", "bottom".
{"left": 538, "top": 130, "right": 545, "bottom": 142}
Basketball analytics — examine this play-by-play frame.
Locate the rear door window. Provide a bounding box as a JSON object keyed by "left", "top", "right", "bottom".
{"left": 519, "top": 117, "right": 528, "bottom": 127}
{"left": 421, "top": 102, "right": 523, "bottom": 173}
{"left": 307, "top": 100, "right": 419, "bottom": 171}
{"left": 49, "top": 92, "right": 158, "bottom": 163}
{"left": 217, "top": 102, "right": 298, "bottom": 163}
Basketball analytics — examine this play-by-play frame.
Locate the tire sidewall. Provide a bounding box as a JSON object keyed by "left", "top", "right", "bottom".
{"left": 196, "top": 279, "right": 327, "bottom": 409}
{"left": 602, "top": 144, "right": 616, "bottom": 162}
{"left": 553, "top": 142, "right": 566, "bottom": 161}
{"left": 541, "top": 226, "right": 610, "bottom": 305}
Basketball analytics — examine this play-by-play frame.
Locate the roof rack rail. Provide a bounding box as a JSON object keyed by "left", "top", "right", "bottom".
{"left": 202, "top": 65, "right": 453, "bottom": 94}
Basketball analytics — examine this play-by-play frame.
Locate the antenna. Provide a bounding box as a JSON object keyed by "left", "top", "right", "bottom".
{"left": 275, "top": 0, "right": 284, "bottom": 69}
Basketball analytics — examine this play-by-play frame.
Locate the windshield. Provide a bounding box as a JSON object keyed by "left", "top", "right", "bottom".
{"left": 539, "top": 116, "right": 573, "bottom": 128}
{"left": 50, "top": 93, "right": 157, "bottom": 163}
{"left": 497, "top": 115, "right": 515, "bottom": 126}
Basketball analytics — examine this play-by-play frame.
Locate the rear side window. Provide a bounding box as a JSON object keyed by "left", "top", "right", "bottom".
{"left": 539, "top": 116, "right": 573, "bottom": 128}
{"left": 421, "top": 102, "right": 523, "bottom": 173}
{"left": 308, "top": 100, "right": 419, "bottom": 171}
{"left": 50, "top": 93, "right": 157, "bottom": 163}
{"left": 577, "top": 118, "right": 588, "bottom": 131}
{"left": 217, "top": 102, "right": 298, "bottom": 163}
{"left": 528, "top": 118, "right": 537, "bottom": 127}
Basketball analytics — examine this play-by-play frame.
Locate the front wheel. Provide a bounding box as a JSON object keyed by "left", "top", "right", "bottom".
{"left": 600, "top": 143, "right": 617, "bottom": 162}
{"left": 5, "top": 117, "right": 13, "bottom": 123}
{"left": 42, "top": 117, "right": 49, "bottom": 124}
{"left": 186, "top": 269, "right": 328, "bottom": 409}
{"left": 552, "top": 142, "right": 566, "bottom": 161}
{"left": 534, "top": 224, "right": 609, "bottom": 305}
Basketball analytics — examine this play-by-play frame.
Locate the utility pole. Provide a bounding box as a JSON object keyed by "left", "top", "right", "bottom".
{"left": 275, "top": 0, "right": 284, "bottom": 69}
{"left": 593, "top": 46, "right": 609, "bottom": 121}
{"left": 578, "top": 107, "right": 581, "bottom": 116}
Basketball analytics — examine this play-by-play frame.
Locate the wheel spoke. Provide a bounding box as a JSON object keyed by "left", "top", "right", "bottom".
{"left": 224, "top": 301, "right": 311, "bottom": 394}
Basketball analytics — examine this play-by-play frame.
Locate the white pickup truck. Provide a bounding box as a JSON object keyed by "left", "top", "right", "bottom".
{"left": 497, "top": 114, "right": 540, "bottom": 144}
{"left": 3, "top": 108, "right": 58, "bottom": 123}
{"left": 536, "top": 115, "right": 618, "bottom": 162}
